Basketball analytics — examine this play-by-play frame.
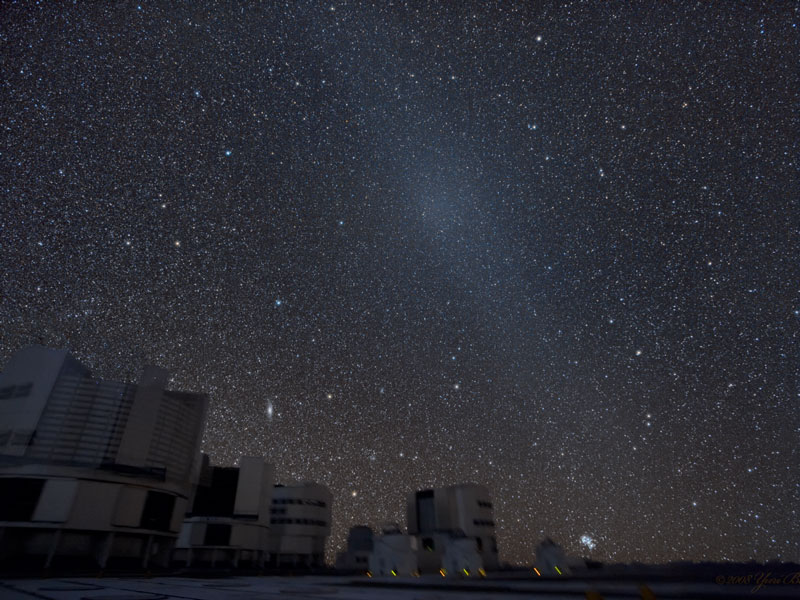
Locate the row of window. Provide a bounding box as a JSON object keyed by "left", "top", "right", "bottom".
{"left": 477, "top": 500, "right": 493, "bottom": 509}
{"left": 273, "top": 498, "right": 326, "bottom": 507}
{"left": 0, "top": 383, "right": 32, "bottom": 400}
{"left": 270, "top": 517, "right": 327, "bottom": 526}
{"left": 473, "top": 519, "right": 496, "bottom": 527}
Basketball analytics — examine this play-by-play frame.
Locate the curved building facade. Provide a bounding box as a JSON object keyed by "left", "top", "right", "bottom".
{"left": 0, "top": 346, "right": 207, "bottom": 569}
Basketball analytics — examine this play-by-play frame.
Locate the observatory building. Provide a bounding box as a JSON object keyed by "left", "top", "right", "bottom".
{"left": 0, "top": 346, "right": 208, "bottom": 569}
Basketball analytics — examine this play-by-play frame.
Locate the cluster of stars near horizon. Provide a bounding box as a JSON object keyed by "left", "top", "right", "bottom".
{"left": 1, "top": 2, "right": 798, "bottom": 565}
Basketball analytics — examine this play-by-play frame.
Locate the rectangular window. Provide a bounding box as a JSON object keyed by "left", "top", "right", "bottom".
{"left": 0, "top": 478, "right": 45, "bottom": 521}
{"left": 204, "top": 523, "right": 232, "bottom": 546}
{"left": 191, "top": 467, "right": 239, "bottom": 517}
{"left": 416, "top": 490, "right": 435, "bottom": 533}
{"left": 140, "top": 491, "right": 175, "bottom": 532}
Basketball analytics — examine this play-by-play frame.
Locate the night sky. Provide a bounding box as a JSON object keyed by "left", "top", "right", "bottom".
{"left": 1, "top": 2, "right": 798, "bottom": 566}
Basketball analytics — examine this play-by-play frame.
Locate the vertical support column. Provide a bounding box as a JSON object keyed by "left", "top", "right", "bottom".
{"left": 44, "top": 529, "right": 62, "bottom": 569}
{"left": 153, "top": 538, "right": 172, "bottom": 568}
{"left": 142, "top": 534, "right": 153, "bottom": 569}
{"left": 98, "top": 532, "right": 114, "bottom": 568}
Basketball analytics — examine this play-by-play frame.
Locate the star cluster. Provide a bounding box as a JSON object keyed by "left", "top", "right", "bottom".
{"left": 1, "top": 2, "right": 798, "bottom": 565}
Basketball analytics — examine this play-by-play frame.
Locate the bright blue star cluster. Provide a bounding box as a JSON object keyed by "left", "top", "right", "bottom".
{"left": 1, "top": 2, "right": 797, "bottom": 565}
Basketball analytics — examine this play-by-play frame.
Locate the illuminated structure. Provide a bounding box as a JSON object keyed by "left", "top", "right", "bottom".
{"left": 0, "top": 346, "right": 207, "bottom": 569}
{"left": 442, "top": 537, "right": 483, "bottom": 577}
{"left": 173, "top": 455, "right": 274, "bottom": 567}
{"left": 368, "top": 524, "right": 417, "bottom": 577}
{"left": 407, "top": 483, "right": 499, "bottom": 573}
{"left": 533, "top": 537, "right": 586, "bottom": 575}
{"left": 266, "top": 481, "right": 332, "bottom": 568}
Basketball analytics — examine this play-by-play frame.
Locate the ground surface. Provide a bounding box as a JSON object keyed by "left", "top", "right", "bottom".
{"left": 1, "top": 575, "right": 797, "bottom": 600}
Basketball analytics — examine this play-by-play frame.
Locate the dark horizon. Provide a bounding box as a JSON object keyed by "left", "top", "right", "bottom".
{"left": 1, "top": 2, "right": 797, "bottom": 566}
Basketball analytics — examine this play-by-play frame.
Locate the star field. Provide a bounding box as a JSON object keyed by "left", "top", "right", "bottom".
{"left": 1, "top": 2, "right": 798, "bottom": 565}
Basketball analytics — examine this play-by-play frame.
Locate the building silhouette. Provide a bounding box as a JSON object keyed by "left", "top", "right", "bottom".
{"left": 407, "top": 483, "right": 499, "bottom": 573}
{"left": 335, "top": 525, "right": 374, "bottom": 571}
{"left": 266, "top": 481, "right": 332, "bottom": 568}
{"left": 0, "top": 346, "right": 207, "bottom": 569}
{"left": 368, "top": 524, "right": 417, "bottom": 577}
{"left": 174, "top": 455, "right": 275, "bottom": 568}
